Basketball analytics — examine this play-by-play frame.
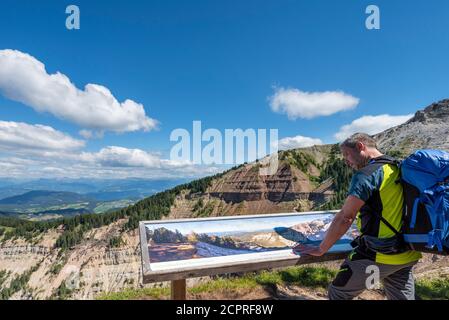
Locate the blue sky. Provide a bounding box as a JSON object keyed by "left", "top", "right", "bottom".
{"left": 146, "top": 213, "right": 333, "bottom": 235}
{"left": 0, "top": 0, "right": 448, "bottom": 180}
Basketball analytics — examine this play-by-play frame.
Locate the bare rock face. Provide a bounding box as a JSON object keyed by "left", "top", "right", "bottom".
{"left": 207, "top": 161, "right": 332, "bottom": 204}
{"left": 375, "top": 99, "right": 449, "bottom": 155}
{"left": 415, "top": 99, "right": 449, "bottom": 122}
{"left": 0, "top": 245, "right": 51, "bottom": 256}
{"left": 0, "top": 222, "right": 147, "bottom": 300}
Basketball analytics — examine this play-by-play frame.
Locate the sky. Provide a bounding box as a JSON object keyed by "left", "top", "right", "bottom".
{"left": 146, "top": 213, "right": 333, "bottom": 235}
{"left": 1, "top": 0, "right": 449, "bottom": 180}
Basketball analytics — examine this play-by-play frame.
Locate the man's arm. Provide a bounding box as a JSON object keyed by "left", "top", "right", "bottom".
{"left": 293, "top": 195, "right": 364, "bottom": 256}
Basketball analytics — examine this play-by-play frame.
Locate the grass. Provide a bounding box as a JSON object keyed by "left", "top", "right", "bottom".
{"left": 97, "top": 266, "right": 337, "bottom": 300}
{"left": 189, "top": 276, "right": 259, "bottom": 294}
{"left": 96, "top": 287, "right": 170, "bottom": 300}
{"left": 259, "top": 266, "right": 336, "bottom": 288}
{"left": 97, "top": 266, "right": 449, "bottom": 301}
{"left": 25, "top": 261, "right": 445, "bottom": 301}
{"left": 416, "top": 276, "right": 449, "bottom": 300}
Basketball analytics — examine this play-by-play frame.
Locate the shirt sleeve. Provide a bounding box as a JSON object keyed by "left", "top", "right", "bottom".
{"left": 348, "top": 171, "right": 381, "bottom": 202}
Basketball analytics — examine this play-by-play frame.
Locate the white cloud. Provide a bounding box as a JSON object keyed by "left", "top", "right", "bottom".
{"left": 0, "top": 124, "right": 203, "bottom": 173}
{"left": 79, "top": 146, "right": 200, "bottom": 170}
{"left": 0, "top": 49, "right": 158, "bottom": 133}
{"left": 80, "top": 146, "right": 162, "bottom": 168}
{"left": 334, "top": 114, "right": 414, "bottom": 141}
{"left": 0, "top": 120, "right": 223, "bottom": 180}
{"left": 0, "top": 146, "right": 222, "bottom": 179}
{"left": 79, "top": 130, "right": 93, "bottom": 139}
{"left": 269, "top": 87, "right": 359, "bottom": 119}
{"left": 275, "top": 135, "right": 323, "bottom": 151}
{"left": 0, "top": 120, "right": 85, "bottom": 151}
{"left": 79, "top": 129, "right": 104, "bottom": 139}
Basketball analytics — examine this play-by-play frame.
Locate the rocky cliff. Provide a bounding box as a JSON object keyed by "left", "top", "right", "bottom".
{"left": 375, "top": 99, "right": 449, "bottom": 155}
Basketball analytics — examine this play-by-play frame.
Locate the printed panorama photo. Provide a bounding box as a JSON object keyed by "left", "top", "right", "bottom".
{"left": 145, "top": 212, "right": 359, "bottom": 264}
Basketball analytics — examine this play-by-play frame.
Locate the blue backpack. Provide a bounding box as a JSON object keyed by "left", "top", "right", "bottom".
{"left": 399, "top": 150, "right": 449, "bottom": 254}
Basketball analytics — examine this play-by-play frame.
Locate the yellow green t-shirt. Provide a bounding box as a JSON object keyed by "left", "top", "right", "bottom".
{"left": 349, "top": 157, "right": 422, "bottom": 265}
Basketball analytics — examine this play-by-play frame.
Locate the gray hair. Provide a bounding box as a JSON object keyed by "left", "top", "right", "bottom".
{"left": 340, "top": 133, "right": 377, "bottom": 149}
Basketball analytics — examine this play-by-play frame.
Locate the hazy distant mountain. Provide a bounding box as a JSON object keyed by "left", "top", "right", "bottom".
{"left": 0, "top": 190, "right": 94, "bottom": 206}
{"left": 0, "top": 191, "right": 97, "bottom": 217}
{"left": 0, "top": 190, "right": 135, "bottom": 218}
{"left": 0, "top": 178, "right": 188, "bottom": 201}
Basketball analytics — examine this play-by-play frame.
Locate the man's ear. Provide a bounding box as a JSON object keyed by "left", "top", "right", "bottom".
{"left": 356, "top": 141, "right": 365, "bottom": 152}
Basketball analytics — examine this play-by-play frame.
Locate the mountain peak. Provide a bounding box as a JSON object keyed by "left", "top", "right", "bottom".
{"left": 375, "top": 99, "right": 449, "bottom": 155}
{"left": 408, "top": 99, "right": 449, "bottom": 123}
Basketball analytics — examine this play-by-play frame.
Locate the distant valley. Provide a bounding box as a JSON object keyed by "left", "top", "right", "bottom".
{"left": 0, "top": 178, "right": 187, "bottom": 220}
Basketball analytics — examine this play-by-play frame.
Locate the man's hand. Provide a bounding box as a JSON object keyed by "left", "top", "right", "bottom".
{"left": 292, "top": 243, "right": 326, "bottom": 256}
{"left": 292, "top": 195, "right": 364, "bottom": 257}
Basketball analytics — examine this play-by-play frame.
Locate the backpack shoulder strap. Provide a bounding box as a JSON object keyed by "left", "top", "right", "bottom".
{"left": 358, "top": 155, "right": 399, "bottom": 177}
{"left": 372, "top": 211, "right": 402, "bottom": 236}
{"left": 369, "top": 155, "right": 400, "bottom": 166}
{"left": 361, "top": 155, "right": 403, "bottom": 236}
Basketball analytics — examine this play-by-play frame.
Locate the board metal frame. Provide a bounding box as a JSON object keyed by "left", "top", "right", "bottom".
{"left": 139, "top": 210, "right": 350, "bottom": 283}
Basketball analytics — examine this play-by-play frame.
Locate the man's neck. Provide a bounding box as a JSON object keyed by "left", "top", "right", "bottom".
{"left": 366, "top": 149, "right": 384, "bottom": 160}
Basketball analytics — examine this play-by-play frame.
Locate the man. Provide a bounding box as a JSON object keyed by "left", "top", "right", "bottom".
{"left": 294, "top": 133, "right": 421, "bottom": 300}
